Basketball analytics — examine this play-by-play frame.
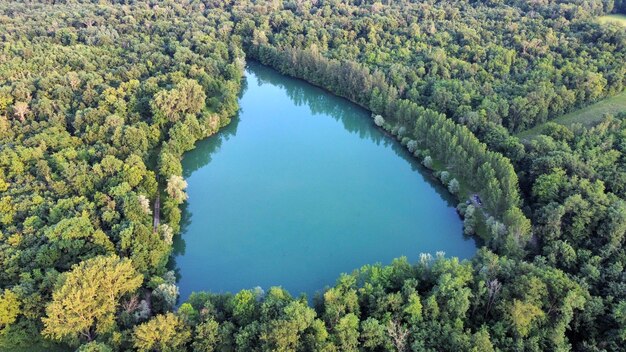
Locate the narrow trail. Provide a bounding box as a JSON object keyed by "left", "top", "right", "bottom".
{"left": 153, "top": 194, "right": 160, "bottom": 232}
{"left": 153, "top": 176, "right": 161, "bottom": 232}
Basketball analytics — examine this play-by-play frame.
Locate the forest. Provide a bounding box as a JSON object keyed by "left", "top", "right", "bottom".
{"left": 0, "top": 0, "right": 625, "bottom": 351}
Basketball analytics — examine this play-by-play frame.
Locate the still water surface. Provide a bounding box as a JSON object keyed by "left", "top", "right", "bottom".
{"left": 173, "top": 62, "right": 476, "bottom": 301}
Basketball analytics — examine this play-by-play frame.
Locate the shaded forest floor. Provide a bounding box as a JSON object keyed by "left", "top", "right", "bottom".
{"left": 517, "top": 90, "right": 626, "bottom": 141}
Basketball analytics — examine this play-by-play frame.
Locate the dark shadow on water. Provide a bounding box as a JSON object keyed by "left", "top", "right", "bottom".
{"left": 251, "top": 61, "right": 385, "bottom": 145}
{"left": 182, "top": 73, "right": 248, "bottom": 177}
{"left": 170, "top": 81, "right": 247, "bottom": 277}
{"left": 182, "top": 116, "right": 241, "bottom": 178}
{"left": 168, "top": 201, "right": 190, "bottom": 281}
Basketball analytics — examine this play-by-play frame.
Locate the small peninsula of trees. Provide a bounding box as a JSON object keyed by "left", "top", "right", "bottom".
{"left": 0, "top": 0, "right": 625, "bottom": 351}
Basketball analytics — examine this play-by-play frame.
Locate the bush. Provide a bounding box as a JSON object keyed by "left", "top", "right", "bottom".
{"left": 407, "top": 140, "right": 418, "bottom": 153}
{"left": 448, "top": 178, "right": 460, "bottom": 194}
{"left": 422, "top": 156, "right": 433, "bottom": 169}
{"left": 439, "top": 171, "right": 450, "bottom": 184}
{"left": 456, "top": 202, "right": 468, "bottom": 216}
{"left": 463, "top": 205, "right": 476, "bottom": 235}
{"left": 152, "top": 283, "right": 179, "bottom": 313}
{"left": 373, "top": 114, "right": 385, "bottom": 127}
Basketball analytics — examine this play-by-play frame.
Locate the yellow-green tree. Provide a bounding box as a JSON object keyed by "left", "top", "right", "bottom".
{"left": 191, "top": 318, "right": 220, "bottom": 352}
{"left": 507, "top": 299, "right": 545, "bottom": 338}
{"left": 42, "top": 255, "right": 143, "bottom": 344}
{"left": 132, "top": 313, "right": 191, "bottom": 352}
{"left": 259, "top": 300, "right": 316, "bottom": 351}
{"left": 470, "top": 327, "right": 495, "bottom": 352}
{"left": 0, "top": 289, "right": 20, "bottom": 331}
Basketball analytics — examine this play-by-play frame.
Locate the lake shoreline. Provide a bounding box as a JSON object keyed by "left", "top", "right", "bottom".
{"left": 173, "top": 61, "right": 476, "bottom": 301}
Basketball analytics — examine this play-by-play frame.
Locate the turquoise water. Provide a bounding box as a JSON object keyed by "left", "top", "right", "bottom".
{"left": 173, "top": 62, "right": 476, "bottom": 301}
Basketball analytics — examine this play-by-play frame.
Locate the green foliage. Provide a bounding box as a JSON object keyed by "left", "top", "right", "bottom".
{"left": 1, "top": 1, "right": 625, "bottom": 351}
{"left": 259, "top": 300, "right": 316, "bottom": 351}
{"left": 169, "top": 251, "right": 586, "bottom": 351}
{"left": 614, "top": 301, "right": 626, "bottom": 341}
{"left": 132, "top": 313, "right": 191, "bottom": 352}
{"left": 151, "top": 79, "right": 206, "bottom": 125}
{"left": 191, "top": 319, "right": 220, "bottom": 352}
{"left": 422, "top": 155, "right": 433, "bottom": 169}
{"left": 42, "top": 255, "right": 143, "bottom": 344}
{"left": 448, "top": 178, "right": 460, "bottom": 194}
{"left": 333, "top": 313, "right": 359, "bottom": 351}
{"left": 520, "top": 115, "right": 626, "bottom": 347}
{"left": 359, "top": 318, "right": 387, "bottom": 349}
{"left": 230, "top": 289, "right": 259, "bottom": 326}
{"left": 157, "top": 152, "right": 182, "bottom": 179}
{"left": 76, "top": 341, "right": 113, "bottom": 352}
{"left": 463, "top": 205, "right": 477, "bottom": 236}
{"left": 470, "top": 327, "right": 494, "bottom": 352}
{"left": 0, "top": 2, "right": 243, "bottom": 349}
{"left": 507, "top": 299, "right": 545, "bottom": 338}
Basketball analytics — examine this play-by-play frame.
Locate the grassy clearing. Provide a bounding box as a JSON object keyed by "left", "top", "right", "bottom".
{"left": 598, "top": 14, "right": 626, "bottom": 26}
{"left": 517, "top": 91, "right": 626, "bottom": 141}
{"left": 516, "top": 13, "right": 626, "bottom": 142}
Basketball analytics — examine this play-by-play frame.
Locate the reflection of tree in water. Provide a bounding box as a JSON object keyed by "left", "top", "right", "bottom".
{"left": 182, "top": 116, "right": 241, "bottom": 178}
{"left": 251, "top": 62, "right": 384, "bottom": 145}
{"left": 171, "top": 201, "right": 191, "bottom": 256}
{"left": 249, "top": 61, "right": 458, "bottom": 207}
{"left": 170, "top": 201, "right": 191, "bottom": 286}
{"left": 182, "top": 73, "right": 249, "bottom": 178}
{"left": 172, "top": 81, "right": 249, "bottom": 273}
{"left": 238, "top": 72, "right": 249, "bottom": 99}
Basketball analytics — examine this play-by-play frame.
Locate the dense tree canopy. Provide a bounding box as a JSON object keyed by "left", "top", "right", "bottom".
{"left": 0, "top": 0, "right": 625, "bottom": 351}
{"left": 0, "top": 0, "right": 242, "bottom": 349}
{"left": 42, "top": 255, "right": 143, "bottom": 345}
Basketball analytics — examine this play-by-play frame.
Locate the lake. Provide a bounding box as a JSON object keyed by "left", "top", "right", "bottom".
{"left": 173, "top": 62, "right": 477, "bottom": 301}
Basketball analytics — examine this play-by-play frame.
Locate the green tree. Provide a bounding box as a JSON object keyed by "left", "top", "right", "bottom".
{"left": 333, "top": 313, "right": 359, "bottom": 351}
{"left": 360, "top": 318, "right": 386, "bottom": 350}
{"left": 192, "top": 319, "right": 220, "bottom": 352}
{"left": 613, "top": 301, "right": 626, "bottom": 342}
{"left": 151, "top": 79, "right": 206, "bottom": 124}
{"left": 403, "top": 293, "right": 423, "bottom": 323}
{"left": 470, "top": 327, "right": 494, "bottom": 352}
{"left": 260, "top": 300, "right": 316, "bottom": 351}
{"left": 230, "top": 289, "right": 259, "bottom": 326}
{"left": 76, "top": 341, "right": 113, "bottom": 352}
{"left": 448, "top": 178, "right": 460, "bottom": 194}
